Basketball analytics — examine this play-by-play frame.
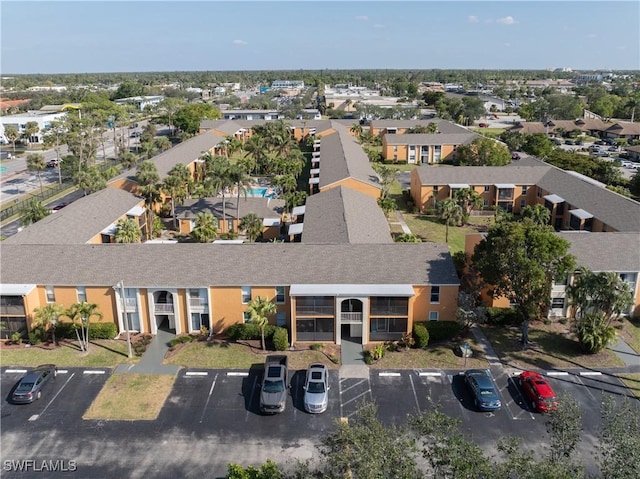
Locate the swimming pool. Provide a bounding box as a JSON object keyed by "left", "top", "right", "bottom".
{"left": 247, "top": 187, "right": 268, "bottom": 197}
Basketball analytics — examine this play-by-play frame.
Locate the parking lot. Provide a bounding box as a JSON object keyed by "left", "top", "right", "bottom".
{"left": 1, "top": 366, "right": 638, "bottom": 477}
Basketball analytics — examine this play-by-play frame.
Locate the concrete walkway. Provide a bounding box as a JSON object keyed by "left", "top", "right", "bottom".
{"left": 608, "top": 336, "right": 640, "bottom": 368}
{"left": 339, "top": 337, "right": 369, "bottom": 379}
{"left": 115, "top": 329, "right": 181, "bottom": 375}
{"left": 470, "top": 324, "right": 503, "bottom": 368}
{"left": 390, "top": 211, "right": 412, "bottom": 234}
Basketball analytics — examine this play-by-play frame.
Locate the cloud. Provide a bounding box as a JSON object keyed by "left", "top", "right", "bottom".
{"left": 232, "top": 40, "right": 247, "bottom": 46}
{"left": 355, "top": 15, "right": 369, "bottom": 21}
{"left": 496, "top": 16, "right": 517, "bottom": 25}
{"left": 504, "top": 42, "right": 511, "bottom": 48}
{"left": 373, "top": 24, "right": 384, "bottom": 29}
{"left": 468, "top": 15, "right": 479, "bottom": 23}
{"left": 587, "top": 33, "right": 597, "bottom": 39}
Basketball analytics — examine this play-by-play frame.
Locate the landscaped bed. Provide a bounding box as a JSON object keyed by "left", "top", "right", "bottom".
{"left": 0, "top": 339, "right": 138, "bottom": 368}
{"left": 83, "top": 373, "right": 175, "bottom": 420}
{"left": 481, "top": 321, "right": 625, "bottom": 370}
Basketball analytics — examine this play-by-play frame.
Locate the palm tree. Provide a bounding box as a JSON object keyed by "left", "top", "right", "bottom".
{"left": 350, "top": 123, "right": 363, "bottom": 138}
{"left": 520, "top": 204, "right": 551, "bottom": 226}
{"left": 26, "top": 153, "right": 46, "bottom": 194}
{"left": 20, "top": 199, "right": 50, "bottom": 227}
{"left": 625, "top": 94, "right": 640, "bottom": 123}
{"left": 426, "top": 122, "right": 440, "bottom": 134}
{"left": 23, "top": 121, "right": 39, "bottom": 149}
{"left": 452, "top": 187, "right": 483, "bottom": 222}
{"left": 136, "top": 160, "right": 161, "bottom": 241}
{"left": 154, "top": 136, "right": 172, "bottom": 153}
{"left": 247, "top": 296, "right": 277, "bottom": 350}
{"left": 33, "top": 303, "right": 64, "bottom": 345}
{"left": 4, "top": 125, "right": 19, "bottom": 154}
{"left": 223, "top": 135, "right": 243, "bottom": 158}
{"left": 437, "top": 199, "right": 464, "bottom": 243}
{"left": 114, "top": 218, "right": 142, "bottom": 243}
{"left": 240, "top": 213, "right": 263, "bottom": 242}
{"left": 162, "top": 163, "right": 192, "bottom": 229}
{"left": 229, "top": 165, "right": 251, "bottom": 222}
{"left": 191, "top": 212, "right": 218, "bottom": 243}
{"left": 205, "top": 157, "right": 234, "bottom": 226}
{"left": 64, "top": 302, "right": 103, "bottom": 352}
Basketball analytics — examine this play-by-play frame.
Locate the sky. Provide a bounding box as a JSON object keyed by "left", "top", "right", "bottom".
{"left": 1, "top": 1, "right": 639, "bottom": 74}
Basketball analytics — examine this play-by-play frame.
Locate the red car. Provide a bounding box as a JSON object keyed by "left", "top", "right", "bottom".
{"left": 478, "top": 123, "right": 489, "bottom": 128}
{"left": 519, "top": 371, "right": 558, "bottom": 412}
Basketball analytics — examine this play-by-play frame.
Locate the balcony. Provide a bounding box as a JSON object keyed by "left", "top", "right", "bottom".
{"left": 190, "top": 297, "right": 206, "bottom": 308}
{"left": 296, "top": 305, "right": 334, "bottom": 316}
{"left": 340, "top": 312, "right": 363, "bottom": 323}
{"left": 124, "top": 297, "right": 137, "bottom": 312}
{"left": 154, "top": 303, "right": 174, "bottom": 314}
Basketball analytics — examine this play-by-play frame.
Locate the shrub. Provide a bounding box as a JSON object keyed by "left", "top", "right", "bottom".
{"left": 54, "top": 322, "right": 78, "bottom": 339}
{"left": 399, "top": 332, "right": 415, "bottom": 350}
{"left": 425, "top": 321, "right": 462, "bottom": 342}
{"left": 329, "top": 355, "right": 339, "bottom": 364}
{"left": 363, "top": 350, "right": 375, "bottom": 365}
{"left": 413, "top": 323, "right": 430, "bottom": 349}
{"left": 486, "top": 307, "right": 521, "bottom": 326}
{"left": 225, "top": 323, "right": 277, "bottom": 341}
{"left": 88, "top": 323, "right": 117, "bottom": 340}
{"left": 169, "top": 335, "right": 195, "bottom": 348}
{"left": 310, "top": 343, "right": 324, "bottom": 351}
{"left": 273, "top": 327, "right": 289, "bottom": 351}
{"left": 10, "top": 331, "right": 22, "bottom": 345}
{"left": 28, "top": 327, "right": 44, "bottom": 345}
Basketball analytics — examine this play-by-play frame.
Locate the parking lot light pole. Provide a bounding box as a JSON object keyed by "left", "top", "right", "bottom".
{"left": 114, "top": 280, "right": 133, "bottom": 358}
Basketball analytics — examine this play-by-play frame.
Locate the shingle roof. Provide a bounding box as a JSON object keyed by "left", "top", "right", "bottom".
{"left": 301, "top": 186, "right": 392, "bottom": 244}
{"left": 414, "top": 165, "right": 550, "bottom": 185}
{"left": 318, "top": 122, "right": 381, "bottom": 189}
{"left": 200, "top": 119, "right": 334, "bottom": 136}
{"left": 558, "top": 232, "right": 640, "bottom": 272}
{"left": 384, "top": 133, "right": 477, "bottom": 146}
{"left": 0, "top": 243, "right": 460, "bottom": 287}
{"left": 176, "top": 197, "right": 284, "bottom": 220}
{"left": 3, "top": 189, "right": 144, "bottom": 245}
{"left": 369, "top": 119, "right": 470, "bottom": 134}
{"left": 537, "top": 168, "right": 640, "bottom": 232}
{"left": 606, "top": 122, "right": 640, "bottom": 136}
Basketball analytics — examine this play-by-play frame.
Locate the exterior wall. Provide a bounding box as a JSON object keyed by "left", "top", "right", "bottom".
{"left": 410, "top": 285, "right": 458, "bottom": 324}
{"left": 321, "top": 178, "right": 380, "bottom": 200}
{"left": 382, "top": 141, "right": 457, "bottom": 164}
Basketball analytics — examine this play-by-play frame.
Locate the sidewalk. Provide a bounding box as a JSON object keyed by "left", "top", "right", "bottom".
{"left": 390, "top": 210, "right": 411, "bottom": 234}
{"left": 608, "top": 336, "right": 640, "bottom": 369}
{"left": 115, "top": 329, "right": 180, "bottom": 375}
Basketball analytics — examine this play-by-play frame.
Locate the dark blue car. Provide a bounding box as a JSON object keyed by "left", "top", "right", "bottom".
{"left": 464, "top": 369, "right": 501, "bottom": 411}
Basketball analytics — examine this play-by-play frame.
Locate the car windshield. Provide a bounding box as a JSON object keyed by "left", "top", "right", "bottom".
{"left": 263, "top": 379, "right": 284, "bottom": 393}
{"left": 16, "top": 382, "right": 35, "bottom": 392}
{"left": 307, "top": 382, "right": 325, "bottom": 394}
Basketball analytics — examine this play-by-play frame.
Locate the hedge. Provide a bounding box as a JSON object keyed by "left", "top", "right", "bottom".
{"left": 412, "top": 323, "right": 429, "bottom": 349}
{"left": 52, "top": 322, "right": 117, "bottom": 340}
{"left": 413, "top": 321, "right": 462, "bottom": 342}
{"left": 486, "top": 307, "right": 521, "bottom": 325}
{"left": 272, "top": 327, "right": 289, "bottom": 351}
{"left": 225, "top": 323, "right": 277, "bottom": 341}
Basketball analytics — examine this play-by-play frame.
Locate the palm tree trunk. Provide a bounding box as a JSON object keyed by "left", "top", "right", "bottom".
{"left": 261, "top": 328, "right": 266, "bottom": 351}
{"left": 75, "top": 327, "right": 85, "bottom": 352}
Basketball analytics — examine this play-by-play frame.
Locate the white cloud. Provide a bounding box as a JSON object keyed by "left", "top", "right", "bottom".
{"left": 496, "top": 16, "right": 517, "bottom": 25}
{"left": 468, "top": 15, "right": 479, "bottom": 23}
{"left": 355, "top": 15, "right": 369, "bottom": 21}
{"left": 504, "top": 42, "right": 511, "bottom": 48}
{"left": 373, "top": 24, "right": 384, "bottom": 29}
{"left": 587, "top": 33, "right": 597, "bottom": 39}
{"left": 232, "top": 40, "right": 247, "bottom": 46}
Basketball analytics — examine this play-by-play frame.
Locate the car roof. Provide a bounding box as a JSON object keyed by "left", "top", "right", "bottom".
{"left": 524, "top": 375, "right": 555, "bottom": 397}
{"left": 466, "top": 369, "right": 494, "bottom": 387}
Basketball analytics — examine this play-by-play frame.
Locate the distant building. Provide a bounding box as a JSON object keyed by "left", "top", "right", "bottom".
{"left": 114, "top": 95, "right": 164, "bottom": 111}
{"left": 0, "top": 111, "right": 67, "bottom": 144}
{"left": 271, "top": 80, "right": 305, "bottom": 90}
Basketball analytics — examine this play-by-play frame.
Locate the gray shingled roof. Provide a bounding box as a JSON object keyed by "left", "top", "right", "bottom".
{"left": 369, "top": 119, "right": 470, "bottom": 134}
{"left": 414, "top": 165, "right": 550, "bottom": 185}
{"left": 537, "top": 168, "right": 640, "bottom": 232}
{"left": 384, "top": 133, "right": 477, "bottom": 146}
{"left": 200, "top": 119, "right": 334, "bottom": 136}
{"left": 3, "top": 188, "right": 144, "bottom": 245}
{"left": 301, "top": 186, "right": 392, "bottom": 244}
{"left": 0, "top": 243, "right": 460, "bottom": 287}
{"left": 558, "top": 232, "right": 640, "bottom": 272}
{"left": 176, "top": 197, "right": 285, "bottom": 220}
{"left": 318, "top": 122, "right": 381, "bottom": 190}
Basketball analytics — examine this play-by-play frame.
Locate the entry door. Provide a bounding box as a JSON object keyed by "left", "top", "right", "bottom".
{"left": 350, "top": 324, "right": 362, "bottom": 338}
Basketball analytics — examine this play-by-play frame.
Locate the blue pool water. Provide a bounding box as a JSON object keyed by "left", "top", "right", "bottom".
{"left": 247, "top": 187, "right": 268, "bottom": 197}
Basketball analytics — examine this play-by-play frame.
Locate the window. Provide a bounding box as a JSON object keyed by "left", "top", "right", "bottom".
{"left": 76, "top": 286, "right": 87, "bottom": 303}
{"left": 276, "top": 312, "right": 286, "bottom": 327}
{"left": 296, "top": 318, "right": 334, "bottom": 341}
{"left": 45, "top": 286, "right": 55, "bottom": 303}
{"left": 520, "top": 200, "right": 526, "bottom": 208}
{"left": 484, "top": 185, "right": 490, "bottom": 192}
{"left": 522, "top": 185, "right": 528, "bottom": 194}
{"left": 243, "top": 311, "right": 251, "bottom": 323}
{"left": 275, "top": 286, "right": 285, "bottom": 304}
{"left": 433, "top": 186, "right": 439, "bottom": 194}
{"left": 370, "top": 317, "right": 407, "bottom": 341}
{"left": 241, "top": 286, "right": 251, "bottom": 304}
{"left": 483, "top": 200, "right": 489, "bottom": 207}
{"left": 537, "top": 189, "right": 543, "bottom": 198}
{"left": 126, "top": 312, "right": 141, "bottom": 331}
{"left": 551, "top": 298, "right": 564, "bottom": 309}
{"left": 430, "top": 286, "right": 440, "bottom": 303}
{"left": 393, "top": 146, "right": 398, "bottom": 152}
{"left": 191, "top": 312, "right": 210, "bottom": 332}
{"left": 370, "top": 297, "right": 408, "bottom": 315}
{"left": 429, "top": 311, "right": 439, "bottom": 321}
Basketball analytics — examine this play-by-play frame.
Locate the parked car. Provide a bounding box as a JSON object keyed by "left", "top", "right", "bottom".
{"left": 564, "top": 139, "right": 575, "bottom": 145}
{"left": 10, "top": 364, "right": 57, "bottom": 404}
{"left": 303, "top": 363, "right": 329, "bottom": 414}
{"left": 259, "top": 355, "right": 289, "bottom": 414}
{"left": 519, "top": 371, "right": 557, "bottom": 413}
{"left": 478, "top": 123, "right": 489, "bottom": 128}
{"left": 552, "top": 138, "right": 563, "bottom": 146}
{"left": 511, "top": 152, "right": 521, "bottom": 160}
{"left": 608, "top": 146, "right": 619, "bottom": 152}
{"left": 51, "top": 202, "right": 68, "bottom": 211}
{"left": 130, "top": 131, "right": 141, "bottom": 138}
{"left": 595, "top": 140, "right": 605, "bottom": 146}
{"left": 464, "top": 369, "right": 501, "bottom": 411}
{"left": 46, "top": 159, "right": 60, "bottom": 168}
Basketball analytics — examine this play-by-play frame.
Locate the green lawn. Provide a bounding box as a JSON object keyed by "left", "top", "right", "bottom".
{"left": 369, "top": 339, "right": 488, "bottom": 370}
{"left": 164, "top": 341, "right": 339, "bottom": 370}
{"left": 620, "top": 316, "right": 640, "bottom": 354}
{"left": 618, "top": 373, "right": 640, "bottom": 399}
{"left": 0, "top": 340, "right": 137, "bottom": 368}
{"left": 402, "top": 214, "right": 489, "bottom": 254}
{"left": 482, "top": 323, "right": 624, "bottom": 370}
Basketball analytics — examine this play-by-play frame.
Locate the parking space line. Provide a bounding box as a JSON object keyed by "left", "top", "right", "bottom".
{"left": 379, "top": 372, "right": 401, "bottom": 377}
{"left": 227, "top": 372, "right": 249, "bottom": 377}
{"left": 5, "top": 369, "right": 27, "bottom": 374}
{"left": 340, "top": 378, "right": 368, "bottom": 394}
{"left": 56, "top": 370, "right": 69, "bottom": 374}
{"left": 579, "top": 371, "right": 603, "bottom": 376}
{"left": 199, "top": 373, "right": 218, "bottom": 424}
{"left": 186, "top": 372, "right": 208, "bottom": 377}
{"left": 342, "top": 389, "right": 372, "bottom": 408}
{"left": 29, "top": 372, "right": 76, "bottom": 422}
{"left": 409, "top": 374, "right": 420, "bottom": 413}
{"left": 504, "top": 376, "right": 535, "bottom": 421}
{"left": 418, "top": 371, "right": 441, "bottom": 377}
{"left": 546, "top": 371, "right": 569, "bottom": 376}
{"left": 83, "top": 370, "right": 106, "bottom": 375}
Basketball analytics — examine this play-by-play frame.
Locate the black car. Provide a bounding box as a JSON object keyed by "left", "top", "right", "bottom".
{"left": 10, "top": 364, "right": 57, "bottom": 404}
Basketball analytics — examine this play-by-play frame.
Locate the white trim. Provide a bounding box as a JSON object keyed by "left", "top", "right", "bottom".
{"left": 290, "top": 284, "right": 415, "bottom": 297}
{"left": 292, "top": 205, "right": 306, "bottom": 216}
{"left": 0, "top": 284, "right": 36, "bottom": 295}
{"left": 543, "top": 194, "right": 565, "bottom": 204}
{"left": 569, "top": 208, "right": 594, "bottom": 220}
{"left": 288, "top": 223, "right": 304, "bottom": 235}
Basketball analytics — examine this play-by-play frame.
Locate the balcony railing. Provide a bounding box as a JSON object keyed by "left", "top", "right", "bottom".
{"left": 340, "top": 312, "right": 363, "bottom": 323}
{"left": 296, "top": 305, "right": 334, "bottom": 316}
{"left": 190, "top": 297, "right": 206, "bottom": 307}
{"left": 155, "top": 303, "right": 174, "bottom": 314}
